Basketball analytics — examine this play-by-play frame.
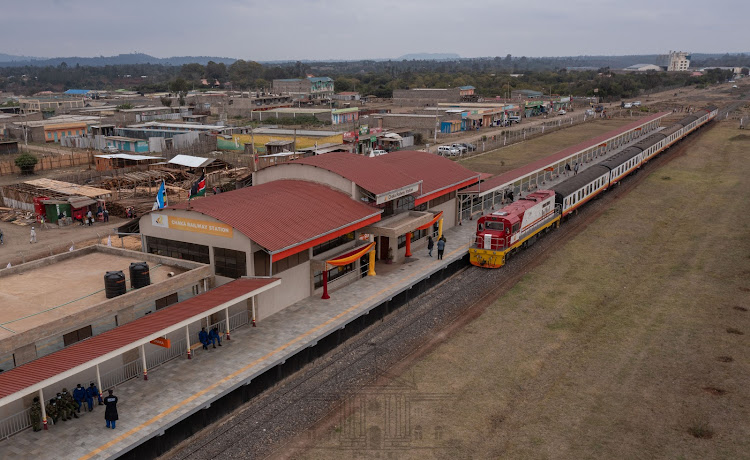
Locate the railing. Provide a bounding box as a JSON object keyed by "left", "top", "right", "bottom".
{"left": 473, "top": 234, "right": 507, "bottom": 251}
{"left": 101, "top": 358, "right": 141, "bottom": 391}
{"left": 0, "top": 408, "right": 31, "bottom": 440}
{"left": 0, "top": 309, "right": 254, "bottom": 440}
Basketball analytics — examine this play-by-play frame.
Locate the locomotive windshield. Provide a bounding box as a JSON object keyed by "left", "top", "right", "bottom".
{"left": 486, "top": 221, "right": 504, "bottom": 231}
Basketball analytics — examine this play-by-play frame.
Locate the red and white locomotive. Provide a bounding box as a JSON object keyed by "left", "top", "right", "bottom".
{"left": 470, "top": 190, "right": 560, "bottom": 268}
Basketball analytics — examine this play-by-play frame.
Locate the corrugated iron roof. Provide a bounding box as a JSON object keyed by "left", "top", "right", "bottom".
{"left": 24, "top": 178, "right": 111, "bottom": 198}
{"left": 461, "top": 112, "right": 669, "bottom": 195}
{"left": 0, "top": 278, "right": 278, "bottom": 402}
{"left": 169, "top": 179, "right": 382, "bottom": 254}
{"left": 374, "top": 151, "right": 479, "bottom": 200}
{"left": 167, "top": 154, "right": 216, "bottom": 168}
{"left": 292, "top": 152, "right": 421, "bottom": 195}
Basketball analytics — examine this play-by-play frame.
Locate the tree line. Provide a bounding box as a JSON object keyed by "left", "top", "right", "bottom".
{"left": 0, "top": 57, "right": 742, "bottom": 101}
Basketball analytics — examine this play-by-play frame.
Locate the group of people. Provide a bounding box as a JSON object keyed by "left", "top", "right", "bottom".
{"left": 30, "top": 383, "right": 118, "bottom": 431}
{"left": 426, "top": 235, "right": 448, "bottom": 260}
{"left": 198, "top": 327, "right": 223, "bottom": 350}
{"left": 564, "top": 162, "right": 580, "bottom": 176}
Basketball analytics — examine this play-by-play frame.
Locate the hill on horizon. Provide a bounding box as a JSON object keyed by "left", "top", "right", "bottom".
{"left": 0, "top": 53, "right": 237, "bottom": 67}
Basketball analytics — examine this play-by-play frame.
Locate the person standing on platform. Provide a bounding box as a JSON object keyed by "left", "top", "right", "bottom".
{"left": 30, "top": 397, "right": 42, "bottom": 432}
{"left": 73, "top": 384, "right": 86, "bottom": 413}
{"left": 29, "top": 226, "right": 36, "bottom": 244}
{"left": 103, "top": 389, "right": 118, "bottom": 429}
{"left": 574, "top": 162, "right": 579, "bottom": 175}
{"left": 427, "top": 236, "right": 434, "bottom": 257}
{"left": 437, "top": 237, "right": 446, "bottom": 260}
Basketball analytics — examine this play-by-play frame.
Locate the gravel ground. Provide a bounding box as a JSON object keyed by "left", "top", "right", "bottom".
{"left": 161, "top": 112, "right": 730, "bottom": 460}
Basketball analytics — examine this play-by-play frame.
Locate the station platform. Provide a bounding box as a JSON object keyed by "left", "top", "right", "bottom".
{"left": 0, "top": 219, "right": 477, "bottom": 460}
{"left": 0, "top": 127, "right": 658, "bottom": 460}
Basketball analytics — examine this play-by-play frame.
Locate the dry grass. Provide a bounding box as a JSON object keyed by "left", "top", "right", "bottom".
{"left": 458, "top": 118, "right": 631, "bottom": 175}
{"left": 293, "top": 122, "right": 750, "bottom": 459}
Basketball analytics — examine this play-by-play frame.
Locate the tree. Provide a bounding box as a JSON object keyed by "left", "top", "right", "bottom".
{"left": 15, "top": 153, "right": 38, "bottom": 175}
{"left": 741, "top": 68, "right": 749, "bottom": 76}
{"left": 160, "top": 96, "right": 173, "bottom": 107}
{"left": 228, "top": 60, "right": 263, "bottom": 89}
{"left": 205, "top": 61, "right": 228, "bottom": 81}
{"left": 180, "top": 63, "right": 205, "bottom": 83}
{"left": 168, "top": 77, "right": 190, "bottom": 94}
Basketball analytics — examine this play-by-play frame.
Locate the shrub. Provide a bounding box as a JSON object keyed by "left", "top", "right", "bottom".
{"left": 15, "top": 153, "right": 38, "bottom": 174}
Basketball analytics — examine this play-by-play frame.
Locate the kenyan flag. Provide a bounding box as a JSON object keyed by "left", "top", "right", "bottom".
{"left": 189, "top": 173, "right": 206, "bottom": 200}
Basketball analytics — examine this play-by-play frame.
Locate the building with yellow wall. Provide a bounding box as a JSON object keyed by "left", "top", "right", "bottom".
{"left": 218, "top": 128, "right": 344, "bottom": 152}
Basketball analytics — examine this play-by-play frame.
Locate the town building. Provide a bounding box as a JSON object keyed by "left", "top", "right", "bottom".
{"left": 667, "top": 51, "right": 691, "bottom": 71}
{"left": 272, "top": 77, "right": 334, "bottom": 101}
{"left": 138, "top": 151, "right": 480, "bottom": 320}
{"left": 623, "top": 63, "right": 663, "bottom": 72}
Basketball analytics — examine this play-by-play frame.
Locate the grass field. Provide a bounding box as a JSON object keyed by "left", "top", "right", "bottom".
{"left": 459, "top": 118, "right": 632, "bottom": 176}
{"left": 292, "top": 121, "right": 750, "bottom": 459}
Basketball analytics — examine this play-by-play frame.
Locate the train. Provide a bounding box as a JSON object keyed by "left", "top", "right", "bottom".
{"left": 469, "top": 105, "right": 719, "bottom": 268}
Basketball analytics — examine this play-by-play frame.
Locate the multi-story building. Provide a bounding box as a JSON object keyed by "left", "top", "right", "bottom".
{"left": 667, "top": 51, "right": 691, "bottom": 72}
{"left": 272, "top": 77, "right": 334, "bottom": 101}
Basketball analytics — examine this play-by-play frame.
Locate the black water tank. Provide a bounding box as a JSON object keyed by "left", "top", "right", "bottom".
{"left": 104, "top": 271, "right": 126, "bottom": 298}
{"left": 129, "top": 262, "right": 151, "bottom": 289}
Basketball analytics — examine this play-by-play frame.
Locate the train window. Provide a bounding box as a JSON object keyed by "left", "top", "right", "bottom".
{"left": 512, "top": 222, "right": 520, "bottom": 233}
{"left": 486, "top": 221, "right": 503, "bottom": 231}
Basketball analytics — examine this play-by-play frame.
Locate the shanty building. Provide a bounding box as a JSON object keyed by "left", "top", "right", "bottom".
{"left": 138, "top": 151, "right": 479, "bottom": 319}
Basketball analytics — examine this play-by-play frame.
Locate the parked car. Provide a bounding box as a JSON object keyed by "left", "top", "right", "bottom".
{"left": 507, "top": 115, "right": 521, "bottom": 124}
{"left": 461, "top": 143, "right": 477, "bottom": 151}
{"left": 557, "top": 109, "right": 567, "bottom": 116}
{"left": 451, "top": 144, "right": 468, "bottom": 154}
{"left": 622, "top": 102, "right": 633, "bottom": 109}
{"left": 437, "top": 145, "right": 460, "bottom": 156}
{"left": 368, "top": 149, "right": 387, "bottom": 157}
{"left": 585, "top": 109, "right": 595, "bottom": 116}
{"left": 632, "top": 101, "right": 642, "bottom": 107}
{"left": 732, "top": 85, "right": 739, "bottom": 89}
{"left": 101, "top": 145, "right": 118, "bottom": 153}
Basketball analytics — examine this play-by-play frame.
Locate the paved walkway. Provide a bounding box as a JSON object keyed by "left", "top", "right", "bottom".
{"left": 0, "top": 127, "right": 656, "bottom": 459}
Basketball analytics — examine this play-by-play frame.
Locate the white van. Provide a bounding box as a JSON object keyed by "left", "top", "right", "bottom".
{"left": 368, "top": 149, "right": 387, "bottom": 157}
{"left": 632, "top": 101, "right": 641, "bottom": 107}
{"left": 622, "top": 102, "right": 633, "bottom": 109}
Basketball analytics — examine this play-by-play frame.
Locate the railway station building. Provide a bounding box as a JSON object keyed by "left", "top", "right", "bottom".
{"left": 138, "top": 151, "right": 480, "bottom": 318}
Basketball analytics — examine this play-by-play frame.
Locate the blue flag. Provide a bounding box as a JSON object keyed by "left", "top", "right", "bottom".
{"left": 155, "top": 180, "right": 166, "bottom": 209}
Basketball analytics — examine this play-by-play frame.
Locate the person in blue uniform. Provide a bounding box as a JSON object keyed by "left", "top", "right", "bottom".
{"left": 72, "top": 384, "right": 87, "bottom": 413}
{"left": 208, "top": 327, "right": 222, "bottom": 348}
{"left": 198, "top": 327, "right": 210, "bottom": 350}
{"left": 86, "top": 382, "right": 102, "bottom": 411}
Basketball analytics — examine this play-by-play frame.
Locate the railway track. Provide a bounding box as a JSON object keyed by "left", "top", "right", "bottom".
{"left": 161, "top": 121, "right": 717, "bottom": 460}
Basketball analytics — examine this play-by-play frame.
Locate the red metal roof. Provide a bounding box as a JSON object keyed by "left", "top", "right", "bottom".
{"left": 462, "top": 112, "right": 669, "bottom": 194}
{"left": 0, "top": 278, "right": 278, "bottom": 401}
{"left": 170, "top": 180, "right": 381, "bottom": 255}
{"left": 291, "top": 152, "right": 420, "bottom": 195}
{"left": 374, "top": 151, "right": 480, "bottom": 204}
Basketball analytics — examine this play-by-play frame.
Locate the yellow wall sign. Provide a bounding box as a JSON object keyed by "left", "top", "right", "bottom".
{"left": 151, "top": 213, "right": 233, "bottom": 238}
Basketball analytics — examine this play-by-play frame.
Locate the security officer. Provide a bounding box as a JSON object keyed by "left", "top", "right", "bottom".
{"left": 73, "top": 384, "right": 86, "bottom": 413}
{"left": 30, "top": 397, "right": 42, "bottom": 432}
{"left": 61, "top": 388, "right": 79, "bottom": 419}
{"left": 46, "top": 398, "right": 59, "bottom": 425}
{"left": 56, "top": 393, "right": 70, "bottom": 421}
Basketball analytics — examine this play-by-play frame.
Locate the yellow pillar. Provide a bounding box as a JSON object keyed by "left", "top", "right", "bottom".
{"left": 438, "top": 218, "right": 444, "bottom": 239}
{"left": 368, "top": 250, "right": 376, "bottom": 276}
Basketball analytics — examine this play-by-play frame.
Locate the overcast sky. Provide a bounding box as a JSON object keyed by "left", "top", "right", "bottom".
{"left": 0, "top": 0, "right": 746, "bottom": 60}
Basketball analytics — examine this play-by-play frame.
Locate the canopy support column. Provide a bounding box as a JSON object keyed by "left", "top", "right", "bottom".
{"left": 186, "top": 325, "right": 192, "bottom": 359}
{"left": 438, "top": 218, "right": 444, "bottom": 239}
{"left": 225, "top": 307, "right": 231, "bottom": 340}
{"left": 404, "top": 232, "right": 412, "bottom": 257}
{"left": 321, "top": 264, "right": 330, "bottom": 300}
{"left": 251, "top": 296, "right": 256, "bottom": 327}
{"left": 140, "top": 344, "right": 148, "bottom": 380}
{"left": 39, "top": 388, "right": 47, "bottom": 430}
{"left": 368, "top": 250, "right": 376, "bottom": 276}
{"left": 96, "top": 364, "right": 103, "bottom": 400}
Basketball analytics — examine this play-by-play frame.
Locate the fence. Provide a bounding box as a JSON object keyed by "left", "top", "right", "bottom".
{"left": 0, "top": 408, "right": 31, "bottom": 440}
{"left": 0, "top": 151, "right": 93, "bottom": 176}
{"left": 448, "top": 108, "right": 653, "bottom": 159}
